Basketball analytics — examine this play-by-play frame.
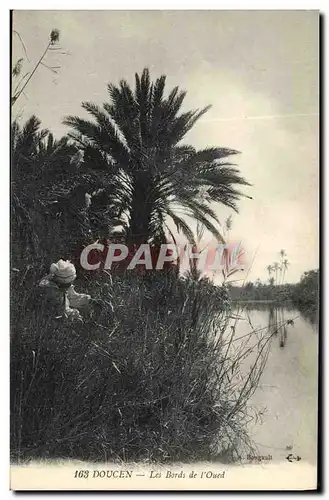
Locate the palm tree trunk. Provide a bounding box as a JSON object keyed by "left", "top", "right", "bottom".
{"left": 128, "top": 174, "right": 153, "bottom": 245}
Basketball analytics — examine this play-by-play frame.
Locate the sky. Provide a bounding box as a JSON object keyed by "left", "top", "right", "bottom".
{"left": 12, "top": 10, "right": 319, "bottom": 283}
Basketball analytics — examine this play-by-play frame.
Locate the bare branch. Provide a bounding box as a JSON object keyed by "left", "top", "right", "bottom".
{"left": 40, "top": 62, "right": 59, "bottom": 74}
{"left": 13, "top": 30, "right": 30, "bottom": 62}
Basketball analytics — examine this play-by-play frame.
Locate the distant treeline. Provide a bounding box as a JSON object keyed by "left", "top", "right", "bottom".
{"left": 228, "top": 269, "right": 319, "bottom": 319}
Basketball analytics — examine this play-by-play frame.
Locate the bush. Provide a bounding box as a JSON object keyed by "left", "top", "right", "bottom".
{"left": 292, "top": 269, "right": 319, "bottom": 321}
{"left": 11, "top": 268, "right": 269, "bottom": 463}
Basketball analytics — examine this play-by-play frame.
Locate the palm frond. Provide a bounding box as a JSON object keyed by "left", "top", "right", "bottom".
{"left": 62, "top": 69, "right": 251, "bottom": 245}
{"left": 166, "top": 208, "right": 196, "bottom": 246}
{"left": 82, "top": 101, "right": 130, "bottom": 153}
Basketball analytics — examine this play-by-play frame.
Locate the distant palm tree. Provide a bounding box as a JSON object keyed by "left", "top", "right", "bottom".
{"left": 279, "top": 249, "right": 287, "bottom": 284}
{"left": 64, "top": 68, "right": 251, "bottom": 246}
{"left": 273, "top": 262, "right": 280, "bottom": 285}
{"left": 281, "top": 259, "right": 289, "bottom": 284}
{"left": 280, "top": 249, "right": 286, "bottom": 260}
{"left": 267, "top": 264, "right": 273, "bottom": 280}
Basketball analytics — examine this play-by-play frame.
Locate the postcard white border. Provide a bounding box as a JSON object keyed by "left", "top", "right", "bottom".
{"left": 3, "top": 2, "right": 326, "bottom": 497}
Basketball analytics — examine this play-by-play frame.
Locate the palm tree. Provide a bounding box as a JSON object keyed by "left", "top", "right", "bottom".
{"left": 266, "top": 264, "right": 273, "bottom": 281}
{"left": 64, "top": 69, "right": 251, "bottom": 246}
{"left": 281, "top": 259, "right": 289, "bottom": 284}
{"left": 11, "top": 115, "right": 80, "bottom": 263}
{"left": 273, "top": 262, "right": 280, "bottom": 285}
{"left": 12, "top": 115, "right": 79, "bottom": 193}
{"left": 279, "top": 249, "right": 287, "bottom": 284}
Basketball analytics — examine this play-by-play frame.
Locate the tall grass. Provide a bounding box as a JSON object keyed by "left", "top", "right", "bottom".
{"left": 11, "top": 267, "right": 276, "bottom": 464}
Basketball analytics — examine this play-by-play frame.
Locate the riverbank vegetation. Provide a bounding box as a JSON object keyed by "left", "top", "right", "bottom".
{"left": 229, "top": 268, "right": 319, "bottom": 324}
{"left": 12, "top": 270, "right": 272, "bottom": 462}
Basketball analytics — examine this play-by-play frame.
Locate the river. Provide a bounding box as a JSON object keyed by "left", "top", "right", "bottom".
{"left": 231, "top": 304, "right": 318, "bottom": 466}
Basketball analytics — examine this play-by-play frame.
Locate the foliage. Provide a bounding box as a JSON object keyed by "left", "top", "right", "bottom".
{"left": 10, "top": 270, "right": 270, "bottom": 463}
{"left": 10, "top": 70, "right": 272, "bottom": 465}
{"left": 229, "top": 269, "right": 319, "bottom": 326}
{"left": 229, "top": 282, "right": 294, "bottom": 303}
{"left": 291, "top": 269, "right": 319, "bottom": 322}
{"left": 11, "top": 115, "right": 93, "bottom": 268}
{"left": 64, "top": 68, "right": 251, "bottom": 245}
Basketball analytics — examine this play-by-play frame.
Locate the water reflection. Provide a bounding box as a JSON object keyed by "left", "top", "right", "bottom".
{"left": 232, "top": 304, "right": 318, "bottom": 465}
{"left": 267, "top": 306, "right": 289, "bottom": 348}
{"left": 240, "top": 301, "right": 318, "bottom": 332}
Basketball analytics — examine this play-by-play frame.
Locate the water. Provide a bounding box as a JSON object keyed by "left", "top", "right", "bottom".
{"left": 232, "top": 304, "right": 318, "bottom": 465}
